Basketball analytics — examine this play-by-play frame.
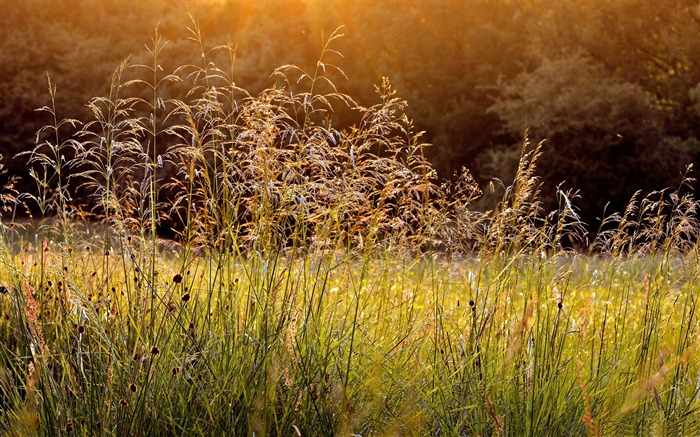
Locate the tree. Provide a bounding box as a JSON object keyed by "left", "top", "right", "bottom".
{"left": 489, "top": 52, "right": 691, "bottom": 225}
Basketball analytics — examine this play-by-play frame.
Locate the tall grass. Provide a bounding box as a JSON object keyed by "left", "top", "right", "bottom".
{"left": 1, "top": 20, "right": 699, "bottom": 436}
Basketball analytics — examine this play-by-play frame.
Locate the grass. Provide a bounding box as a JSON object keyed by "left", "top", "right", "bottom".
{"left": 1, "top": 20, "right": 699, "bottom": 436}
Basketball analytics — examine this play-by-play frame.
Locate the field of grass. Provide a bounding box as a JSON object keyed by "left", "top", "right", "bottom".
{"left": 1, "top": 22, "right": 700, "bottom": 436}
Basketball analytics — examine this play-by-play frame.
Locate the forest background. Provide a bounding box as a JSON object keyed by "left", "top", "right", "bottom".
{"left": 2, "top": 0, "right": 700, "bottom": 230}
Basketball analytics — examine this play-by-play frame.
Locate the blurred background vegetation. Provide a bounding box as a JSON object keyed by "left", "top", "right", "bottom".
{"left": 1, "top": 0, "right": 699, "bottom": 229}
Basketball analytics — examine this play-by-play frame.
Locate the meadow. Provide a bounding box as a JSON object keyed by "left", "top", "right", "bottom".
{"left": 1, "top": 23, "right": 699, "bottom": 436}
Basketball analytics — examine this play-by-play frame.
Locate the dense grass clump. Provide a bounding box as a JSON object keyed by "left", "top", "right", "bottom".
{"left": 1, "top": 21, "right": 699, "bottom": 436}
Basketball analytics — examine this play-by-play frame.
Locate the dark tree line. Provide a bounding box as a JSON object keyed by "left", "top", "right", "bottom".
{"left": 2, "top": 0, "right": 699, "bottom": 227}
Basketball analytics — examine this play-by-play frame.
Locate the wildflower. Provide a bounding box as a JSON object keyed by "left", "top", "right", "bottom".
{"left": 284, "top": 367, "right": 293, "bottom": 389}
{"left": 23, "top": 282, "right": 47, "bottom": 355}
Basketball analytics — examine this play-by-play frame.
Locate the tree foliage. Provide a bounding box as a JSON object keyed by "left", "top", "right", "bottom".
{"left": 488, "top": 53, "right": 690, "bottom": 221}
{"left": 2, "top": 0, "right": 699, "bottom": 228}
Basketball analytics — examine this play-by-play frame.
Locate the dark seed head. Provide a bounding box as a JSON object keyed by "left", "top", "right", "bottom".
{"left": 173, "top": 274, "right": 183, "bottom": 284}
{"left": 151, "top": 346, "right": 160, "bottom": 356}
{"left": 557, "top": 301, "right": 563, "bottom": 309}
{"left": 129, "top": 383, "right": 138, "bottom": 393}
{"left": 181, "top": 293, "right": 190, "bottom": 302}
{"left": 77, "top": 325, "right": 85, "bottom": 334}
{"left": 0, "top": 286, "right": 7, "bottom": 295}
{"left": 166, "top": 301, "right": 177, "bottom": 314}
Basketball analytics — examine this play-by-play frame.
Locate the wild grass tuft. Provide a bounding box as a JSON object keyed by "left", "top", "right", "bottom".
{"left": 1, "top": 19, "right": 699, "bottom": 436}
